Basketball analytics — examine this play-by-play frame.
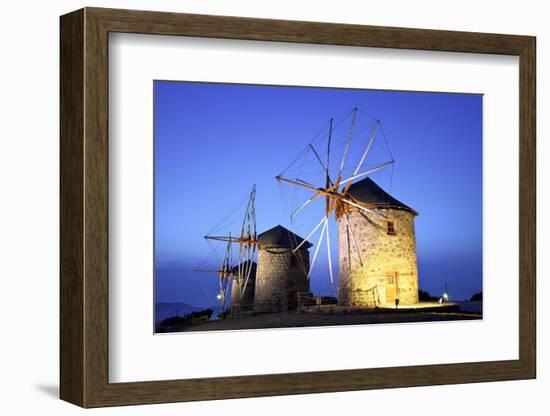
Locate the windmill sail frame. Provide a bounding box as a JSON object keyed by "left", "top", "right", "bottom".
{"left": 276, "top": 107, "right": 395, "bottom": 285}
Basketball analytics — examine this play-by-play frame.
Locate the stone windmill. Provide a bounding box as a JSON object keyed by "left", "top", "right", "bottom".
{"left": 336, "top": 177, "right": 419, "bottom": 307}
{"left": 253, "top": 225, "right": 312, "bottom": 313}
{"left": 229, "top": 260, "right": 257, "bottom": 313}
{"left": 194, "top": 185, "right": 258, "bottom": 316}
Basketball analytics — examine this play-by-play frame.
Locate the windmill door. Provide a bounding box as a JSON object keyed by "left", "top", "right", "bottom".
{"left": 385, "top": 272, "right": 399, "bottom": 304}
{"left": 288, "top": 291, "right": 298, "bottom": 310}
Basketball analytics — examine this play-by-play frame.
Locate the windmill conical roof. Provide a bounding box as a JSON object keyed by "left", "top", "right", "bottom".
{"left": 257, "top": 225, "right": 313, "bottom": 249}
{"left": 346, "top": 177, "right": 418, "bottom": 215}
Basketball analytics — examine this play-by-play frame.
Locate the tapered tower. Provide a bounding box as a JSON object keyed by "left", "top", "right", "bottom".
{"left": 336, "top": 178, "right": 419, "bottom": 307}
{"left": 253, "top": 225, "right": 312, "bottom": 313}
{"left": 230, "top": 261, "right": 257, "bottom": 312}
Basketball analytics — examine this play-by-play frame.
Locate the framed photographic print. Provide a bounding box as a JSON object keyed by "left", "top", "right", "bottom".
{"left": 60, "top": 7, "right": 536, "bottom": 408}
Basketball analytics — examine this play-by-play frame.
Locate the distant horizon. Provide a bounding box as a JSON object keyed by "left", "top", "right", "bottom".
{"left": 155, "top": 263, "right": 484, "bottom": 308}
{"left": 154, "top": 81, "right": 483, "bottom": 307}
{"left": 154, "top": 290, "right": 483, "bottom": 307}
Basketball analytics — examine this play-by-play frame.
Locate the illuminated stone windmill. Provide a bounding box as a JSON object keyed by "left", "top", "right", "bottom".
{"left": 276, "top": 107, "right": 419, "bottom": 307}
{"left": 336, "top": 177, "right": 419, "bottom": 307}
{"left": 194, "top": 185, "right": 258, "bottom": 316}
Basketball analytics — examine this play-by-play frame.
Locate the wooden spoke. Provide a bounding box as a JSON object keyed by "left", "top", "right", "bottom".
{"left": 340, "top": 197, "right": 387, "bottom": 218}
{"left": 308, "top": 218, "right": 327, "bottom": 279}
{"left": 337, "top": 107, "right": 358, "bottom": 184}
{"left": 346, "top": 221, "right": 351, "bottom": 273}
{"left": 325, "top": 119, "right": 333, "bottom": 217}
{"left": 293, "top": 215, "right": 326, "bottom": 253}
{"left": 338, "top": 160, "right": 394, "bottom": 190}
{"left": 275, "top": 175, "right": 320, "bottom": 193}
{"left": 309, "top": 143, "right": 327, "bottom": 172}
{"left": 237, "top": 243, "right": 243, "bottom": 289}
{"left": 204, "top": 235, "right": 243, "bottom": 243}
{"left": 353, "top": 121, "right": 379, "bottom": 176}
{"left": 193, "top": 269, "right": 232, "bottom": 274}
{"left": 296, "top": 178, "right": 317, "bottom": 188}
{"left": 241, "top": 262, "right": 251, "bottom": 297}
{"left": 240, "top": 244, "right": 255, "bottom": 298}
{"left": 343, "top": 211, "right": 363, "bottom": 267}
{"left": 291, "top": 192, "right": 323, "bottom": 218}
{"left": 325, "top": 218, "right": 334, "bottom": 287}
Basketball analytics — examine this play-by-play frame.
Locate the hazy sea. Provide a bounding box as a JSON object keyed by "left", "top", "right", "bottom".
{"left": 456, "top": 300, "right": 482, "bottom": 313}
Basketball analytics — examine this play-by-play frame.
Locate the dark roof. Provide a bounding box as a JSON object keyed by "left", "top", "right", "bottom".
{"left": 231, "top": 260, "right": 257, "bottom": 278}
{"left": 257, "top": 225, "right": 313, "bottom": 249}
{"left": 346, "top": 177, "right": 418, "bottom": 215}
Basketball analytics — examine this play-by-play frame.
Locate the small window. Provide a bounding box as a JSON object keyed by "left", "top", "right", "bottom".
{"left": 388, "top": 277, "right": 394, "bottom": 285}
{"left": 387, "top": 220, "right": 396, "bottom": 235}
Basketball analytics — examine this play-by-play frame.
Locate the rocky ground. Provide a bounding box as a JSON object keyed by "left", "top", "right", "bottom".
{"left": 158, "top": 306, "right": 481, "bottom": 333}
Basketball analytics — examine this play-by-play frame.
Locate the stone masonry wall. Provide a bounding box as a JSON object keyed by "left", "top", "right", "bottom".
{"left": 337, "top": 208, "right": 419, "bottom": 307}
{"left": 253, "top": 248, "right": 310, "bottom": 313}
{"left": 230, "top": 276, "right": 255, "bottom": 312}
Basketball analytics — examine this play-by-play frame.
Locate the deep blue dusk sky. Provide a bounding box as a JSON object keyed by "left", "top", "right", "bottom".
{"left": 154, "top": 81, "right": 482, "bottom": 307}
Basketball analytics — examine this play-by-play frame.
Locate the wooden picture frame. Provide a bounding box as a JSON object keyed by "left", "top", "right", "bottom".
{"left": 60, "top": 7, "right": 536, "bottom": 408}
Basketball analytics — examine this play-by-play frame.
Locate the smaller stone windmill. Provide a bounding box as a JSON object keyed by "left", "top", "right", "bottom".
{"left": 253, "top": 225, "right": 312, "bottom": 313}
{"left": 230, "top": 260, "right": 257, "bottom": 313}
{"left": 194, "top": 185, "right": 257, "bottom": 317}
